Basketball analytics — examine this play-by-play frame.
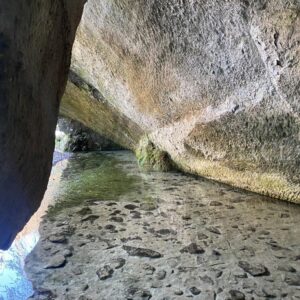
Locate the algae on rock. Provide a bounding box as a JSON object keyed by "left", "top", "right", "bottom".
{"left": 136, "top": 136, "right": 173, "bottom": 172}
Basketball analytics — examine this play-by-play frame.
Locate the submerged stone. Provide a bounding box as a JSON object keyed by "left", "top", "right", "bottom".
{"left": 180, "top": 243, "right": 205, "bottom": 255}
{"left": 122, "top": 245, "right": 162, "bottom": 258}
{"left": 238, "top": 261, "right": 269, "bottom": 277}
{"left": 44, "top": 255, "right": 66, "bottom": 269}
{"left": 96, "top": 265, "right": 114, "bottom": 280}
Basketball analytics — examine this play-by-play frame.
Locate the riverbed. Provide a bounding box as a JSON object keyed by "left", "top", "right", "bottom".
{"left": 24, "top": 151, "right": 300, "bottom": 299}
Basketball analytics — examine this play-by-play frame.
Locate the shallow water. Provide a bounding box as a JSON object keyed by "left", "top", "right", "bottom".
{"left": 25, "top": 151, "right": 300, "bottom": 299}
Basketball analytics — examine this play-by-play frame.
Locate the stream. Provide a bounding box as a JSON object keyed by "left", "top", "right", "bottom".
{"left": 1, "top": 151, "right": 300, "bottom": 299}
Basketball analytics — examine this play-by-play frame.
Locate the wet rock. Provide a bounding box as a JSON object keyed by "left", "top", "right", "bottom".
{"left": 111, "top": 257, "right": 126, "bottom": 269}
{"left": 140, "top": 202, "right": 156, "bottom": 211}
{"left": 121, "top": 236, "right": 142, "bottom": 243}
{"left": 44, "top": 255, "right": 66, "bottom": 269}
{"left": 210, "top": 201, "right": 223, "bottom": 206}
{"left": 215, "top": 270, "right": 223, "bottom": 278}
{"left": 197, "top": 233, "right": 209, "bottom": 240}
{"left": 200, "top": 275, "right": 214, "bottom": 285}
{"left": 280, "top": 213, "right": 290, "bottom": 218}
{"left": 109, "top": 216, "right": 124, "bottom": 223}
{"left": 124, "top": 204, "right": 139, "bottom": 210}
{"left": 180, "top": 243, "right": 205, "bottom": 254}
{"left": 156, "top": 270, "right": 167, "bottom": 280}
{"left": 151, "top": 281, "right": 163, "bottom": 288}
{"left": 32, "top": 288, "right": 56, "bottom": 299}
{"left": 142, "top": 263, "right": 156, "bottom": 275}
{"left": 230, "top": 198, "right": 244, "bottom": 203}
{"left": 126, "top": 288, "right": 152, "bottom": 300}
{"left": 72, "top": 266, "right": 83, "bottom": 275}
{"left": 226, "top": 205, "right": 235, "bottom": 209}
{"left": 212, "top": 249, "right": 221, "bottom": 256}
{"left": 78, "top": 294, "right": 91, "bottom": 300}
{"left": 229, "top": 290, "right": 245, "bottom": 300}
{"left": 81, "top": 215, "right": 99, "bottom": 223}
{"left": 77, "top": 207, "right": 92, "bottom": 216}
{"left": 104, "top": 224, "right": 116, "bottom": 231}
{"left": 62, "top": 248, "right": 73, "bottom": 257}
{"left": 96, "top": 265, "right": 114, "bottom": 280}
{"left": 106, "top": 202, "right": 117, "bottom": 206}
{"left": 174, "top": 290, "right": 183, "bottom": 295}
{"left": 206, "top": 226, "right": 221, "bottom": 235}
{"left": 238, "top": 261, "right": 269, "bottom": 276}
{"left": 48, "top": 234, "right": 67, "bottom": 244}
{"left": 277, "top": 264, "right": 296, "bottom": 273}
{"left": 110, "top": 209, "right": 121, "bottom": 216}
{"left": 131, "top": 211, "right": 142, "bottom": 219}
{"left": 123, "top": 245, "right": 162, "bottom": 258}
{"left": 156, "top": 228, "right": 177, "bottom": 235}
{"left": 262, "top": 288, "right": 277, "bottom": 298}
{"left": 284, "top": 273, "right": 300, "bottom": 286}
{"left": 190, "top": 287, "right": 201, "bottom": 295}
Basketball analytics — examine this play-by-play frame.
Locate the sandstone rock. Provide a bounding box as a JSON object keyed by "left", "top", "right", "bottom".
{"left": 0, "top": 0, "right": 85, "bottom": 250}
{"left": 59, "top": 0, "right": 300, "bottom": 205}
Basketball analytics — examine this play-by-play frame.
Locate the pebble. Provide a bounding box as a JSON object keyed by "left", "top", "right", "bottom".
{"left": 284, "top": 273, "right": 300, "bottom": 286}
{"left": 238, "top": 261, "right": 269, "bottom": 276}
{"left": 206, "top": 226, "right": 221, "bottom": 235}
{"left": 122, "top": 245, "right": 162, "bottom": 258}
{"left": 180, "top": 243, "right": 205, "bottom": 254}
{"left": 124, "top": 204, "right": 138, "bottom": 210}
{"left": 190, "top": 287, "right": 201, "bottom": 295}
{"left": 156, "top": 270, "right": 167, "bottom": 280}
{"left": 44, "top": 255, "right": 66, "bottom": 269}
{"left": 96, "top": 265, "right": 114, "bottom": 280}
{"left": 229, "top": 290, "right": 245, "bottom": 300}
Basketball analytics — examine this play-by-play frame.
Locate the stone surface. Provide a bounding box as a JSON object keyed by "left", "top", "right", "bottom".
{"left": 0, "top": 0, "right": 85, "bottom": 249}
{"left": 25, "top": 152, "right": 300, "bottom": 299}
{"left": 61, "top": 0, "right": 300, "bottom": 203}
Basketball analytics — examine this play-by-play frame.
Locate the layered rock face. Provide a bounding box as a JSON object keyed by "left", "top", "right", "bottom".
{"left": 62, "top": 0, "right": 300, "bottom": 202}
{"left": 0, "top": 1, "right": 85, "bottom": 249}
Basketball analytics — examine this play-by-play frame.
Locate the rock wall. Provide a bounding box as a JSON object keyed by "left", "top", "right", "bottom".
{"left": 65, "top": 0, "right": 300, "bottom": 203}
{"left": 56, "top": 116, "right": 123, "bottom": 152}
{"left": 0, "top": 1, "right": 85, "bottom": 249}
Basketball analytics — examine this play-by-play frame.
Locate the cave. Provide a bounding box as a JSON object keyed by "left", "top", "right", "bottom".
{"left": 0, "top": 0, "right": 299, "bottom": 298}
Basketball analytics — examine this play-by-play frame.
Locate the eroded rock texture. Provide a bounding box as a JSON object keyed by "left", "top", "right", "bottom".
{"left": 0, "top": 1, "right": 85, "bottom": 249}
{"left": 63, "top": 0, "right": 300, "bottom": 202}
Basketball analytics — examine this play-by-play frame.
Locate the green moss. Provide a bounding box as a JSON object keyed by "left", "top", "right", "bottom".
{"left": 135, "top": 136, "right": 173, "bottom": 172}
{"left": 47, "top": 152, "right": 141, "bottom": 217}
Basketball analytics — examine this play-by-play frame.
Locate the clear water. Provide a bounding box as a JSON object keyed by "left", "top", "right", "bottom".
{"left": 2, "top": 151, "right": 300, "bottom": 299}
